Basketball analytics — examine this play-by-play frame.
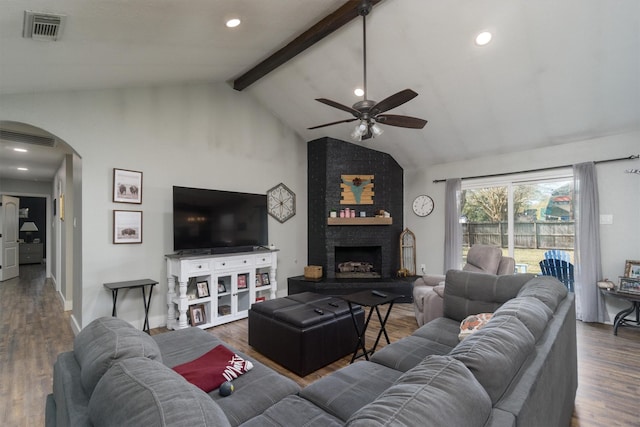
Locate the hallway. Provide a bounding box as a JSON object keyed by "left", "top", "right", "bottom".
{"left": 0, "top": 264, "right": 74, "bottom": 427}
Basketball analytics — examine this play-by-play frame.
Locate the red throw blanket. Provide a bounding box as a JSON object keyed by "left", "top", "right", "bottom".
{"left": 173, "top": 345, "right": 254, "bottom": 392}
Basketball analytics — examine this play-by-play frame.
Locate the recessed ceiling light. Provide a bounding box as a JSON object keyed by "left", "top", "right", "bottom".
{"left": 226, "top": 18, "right": 241, "bottom": 28}
{"left": 354, "top": 88, "right": 364, "bottom": 97}
{"left": 14, "top": 148, "right": 28, "bottom": 152}
{"left": 18, "top": 167, "right": 28, "bottom": 171}
{"left": 475, "top": 31, "right": 492, "bottom": 46}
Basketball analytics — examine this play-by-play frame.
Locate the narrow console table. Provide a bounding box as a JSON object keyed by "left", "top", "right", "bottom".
{"left": 103, "top": 279, "right": 158, "bottom": 334}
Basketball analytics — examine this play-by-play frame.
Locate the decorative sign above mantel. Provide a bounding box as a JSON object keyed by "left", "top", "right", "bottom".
{"left": 340, "top": 175, "right": 374, "bottom": 205}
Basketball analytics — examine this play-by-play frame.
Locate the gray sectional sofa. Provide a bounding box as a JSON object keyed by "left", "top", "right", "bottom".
{"left": 47, "top": 270, "right": 576, "bottom": 427}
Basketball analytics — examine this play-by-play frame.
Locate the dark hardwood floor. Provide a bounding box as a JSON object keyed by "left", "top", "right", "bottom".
{"left": 1, "top": 264, "right": 639, "bottom": 426}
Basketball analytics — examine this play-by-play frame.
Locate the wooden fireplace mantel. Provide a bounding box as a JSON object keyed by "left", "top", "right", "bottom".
{"left": 327, "top": 217, "right": 393, "bottom": 226}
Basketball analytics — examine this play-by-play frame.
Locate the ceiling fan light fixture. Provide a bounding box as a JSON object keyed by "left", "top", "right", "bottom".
{"left": 371, "top": 123, "right": 384, "bottom": 137}
{"left": 354, "top": 88, "right": 364, "bottom": 97}
{"left": 475, "top": 31, "right": 492, "bottom": 46}
{"left": 351, "top": 121, "right": 367, "bottom": 140}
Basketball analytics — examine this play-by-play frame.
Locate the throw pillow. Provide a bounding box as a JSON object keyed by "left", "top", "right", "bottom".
{"left": 458, "top": 313, "right": 493, "bottom": 341}
{"left": 173, "top": 345, "right": 253, "bottom": 392}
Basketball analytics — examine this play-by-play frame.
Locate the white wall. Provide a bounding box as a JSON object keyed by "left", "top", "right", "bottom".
{"left": 0, "top": 82, "right": 308, "bottom": 330}
{"left": 405, "top": 131, "right": 640, "bottom": 322}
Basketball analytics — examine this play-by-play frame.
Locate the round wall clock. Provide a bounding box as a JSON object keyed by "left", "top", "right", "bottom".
{"left": 267, "top": 183, "right": 296, "bottom": 223}
{"left": 412, "top": 195, "right": 434, "bottom": 217}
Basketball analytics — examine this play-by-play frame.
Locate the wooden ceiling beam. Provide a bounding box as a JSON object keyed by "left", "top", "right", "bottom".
{"left": 232, "top": 0, "right": 382, "bottom": 91}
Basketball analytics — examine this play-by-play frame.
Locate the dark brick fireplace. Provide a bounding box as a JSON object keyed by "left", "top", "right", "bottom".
{"left": 287, "top": 137, "right": 413, "bottom": 302}
{"left": 307, "top": 137, "right": 404, "bottom": 279}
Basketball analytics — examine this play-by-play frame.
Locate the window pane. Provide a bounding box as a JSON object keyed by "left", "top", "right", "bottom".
{"left": 461, "top": 185, "right": 509, "bottom": 263}
{"left": 461, "top": 179, "right": 574, "bottom": 273}
{"left": 513, "top": 181, "right": 574, "bottom": 274}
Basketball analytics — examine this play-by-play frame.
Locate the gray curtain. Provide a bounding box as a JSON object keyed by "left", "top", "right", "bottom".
{"left": 573, "top": 162, "right": 608, "bottom": 322}
{"left": 444, "top": 178, "right": 462, "bottom": 272}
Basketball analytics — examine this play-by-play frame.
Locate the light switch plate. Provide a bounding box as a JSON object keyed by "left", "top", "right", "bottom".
{"left": 599, "top": 214, "right": 613, "bottom": 225}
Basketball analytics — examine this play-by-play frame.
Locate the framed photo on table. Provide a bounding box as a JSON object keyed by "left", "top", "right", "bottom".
{"left": 261, "top": 272, "right": 270, "bottom": 286}
{"left": 113, "top": 210, "right": 142, "bottom": 244}
{"left": 196, "top": 281, "right": 209, "bottom": 298}
{"left": 624, "top": 260, "right": 640, "bottom": 278}
{"left": 237, "top": 274, "right": 248, "bottom": 289}
{"left": 189, "top": 304, "right": 206, "bottom": 326}
{"left": 113, "top": 168, "right": 143, "bottom": 204}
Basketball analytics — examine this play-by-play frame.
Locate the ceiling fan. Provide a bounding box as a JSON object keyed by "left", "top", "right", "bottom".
{"left": 308, "top": 0, "right": 427, "bottom": 141}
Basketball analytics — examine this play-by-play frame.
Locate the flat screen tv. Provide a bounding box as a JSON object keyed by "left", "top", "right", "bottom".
{"left": 173, "top": 186, "right": 268, "bottom": 253}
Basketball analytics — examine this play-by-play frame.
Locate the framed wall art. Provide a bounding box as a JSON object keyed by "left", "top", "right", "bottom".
{"left": 113, "top": 168, "right": 143, "bottom": 204}
{"left": 340, "top": 175, "right": 374, "bottom": 205}
{"left": 113, "top": 210, "right": 142, "bottom": 244}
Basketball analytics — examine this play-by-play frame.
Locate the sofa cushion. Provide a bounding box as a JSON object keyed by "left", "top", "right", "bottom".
{"left": 74, "top": 317, "right": 162, "bottom": 395}
{"left": 492, "top": 296, "right": 553, "bottom": 341}
{"left": 412, "top": 317, "right": 462, "bottom": 348}
{"left": 89, "top": 357, "right": 230, "bottom": 427}
{"left": 370, "top": 335, "right": 453, "bottom": 372}
{"left": 346, "top": 355, "right": 492, "bottom": 427}
{"left": 517, "top": 276, "right": 568, "bottom": 312}
{"left": 153, "top": 327, "right": 301, "bottom": 426}
{"left": 240, "top": 395, "right": 343, "bottom": 427}
{"left": 300, "top": 361, "right": 403, "bottom": 422}
{"left": 444, "top": 270, "right": 535, "bottom": 322}
{"left": 450, "top": 315, "right": 535, "bottom": 403}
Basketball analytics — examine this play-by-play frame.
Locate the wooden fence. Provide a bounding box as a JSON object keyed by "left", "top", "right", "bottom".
{"left": 463, "top": 221, "right": 575, "bottom": 249}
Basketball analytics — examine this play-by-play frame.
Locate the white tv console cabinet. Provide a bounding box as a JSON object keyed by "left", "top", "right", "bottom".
{"left": 165, "top": 249, "right": 278, "bottom": 330}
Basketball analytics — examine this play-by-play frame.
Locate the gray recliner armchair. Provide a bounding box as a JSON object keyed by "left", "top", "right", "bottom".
{"left": 412, "top": 244, "right": 516, "bottom": 326}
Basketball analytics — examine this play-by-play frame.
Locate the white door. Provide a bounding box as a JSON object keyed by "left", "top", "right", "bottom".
{"left": 0, "top": 195, "right": 20, "bottom": 281}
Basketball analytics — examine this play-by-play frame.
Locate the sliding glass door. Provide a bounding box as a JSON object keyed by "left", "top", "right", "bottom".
{"left": 460, "top": 172, "right": 574, "bottom": 274}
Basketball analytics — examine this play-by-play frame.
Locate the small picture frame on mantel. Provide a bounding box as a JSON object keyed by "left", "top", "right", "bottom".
{"left": 113, "top": 168, "right": 143, "bottom": 204}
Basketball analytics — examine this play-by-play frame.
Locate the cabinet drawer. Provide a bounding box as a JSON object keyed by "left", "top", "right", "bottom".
{"left": 214, "top": 257, "right": 253, "bottom": 270}
{"left": 185, "top": 260, "right": 211, "bottom": 274}
{"left": 255, "top": 254, "right": 273, "bottom": 266}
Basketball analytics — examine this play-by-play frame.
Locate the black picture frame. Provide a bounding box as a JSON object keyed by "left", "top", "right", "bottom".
{"left": 261, "top": 272, "right": 270, "bottom": 285}
{"left": 196, "top": 281, "right": 209, "bottom": 298}
{"left": 218, "top": 281, "right": 226, "bottom": 293}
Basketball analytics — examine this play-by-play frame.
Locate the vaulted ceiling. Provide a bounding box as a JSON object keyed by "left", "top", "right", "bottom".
{"left": 1, "top": 0, "right": 639, "bottom": 179}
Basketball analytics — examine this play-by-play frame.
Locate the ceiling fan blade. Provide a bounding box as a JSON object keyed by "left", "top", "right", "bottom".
{"left": 375, "top": 114, "right": 427, "bottom": 129}
{"left": 315, "top": 98, "right": 361, "bottom": 117}
{"left": 369, "top": 89, "right": 418, "bottom": 115}
{"left": 308, "top": 118, "right": 358, "bottom": 130}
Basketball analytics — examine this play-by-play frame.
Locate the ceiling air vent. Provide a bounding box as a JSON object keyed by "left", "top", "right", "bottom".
{"left": 23, "top": 11, "right": 66, "bottom": 41}
{"left": 0, "top": 129, "right": 56, "bottom": 147}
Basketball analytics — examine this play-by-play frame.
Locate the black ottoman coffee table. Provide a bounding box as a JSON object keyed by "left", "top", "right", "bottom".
{"left": 248, "top": 292, "right": 364, "bottom": 376}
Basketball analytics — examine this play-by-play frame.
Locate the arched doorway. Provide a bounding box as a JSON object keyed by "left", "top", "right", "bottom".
{"left": 0, "top": 120, "right": 82, "bottom": 317}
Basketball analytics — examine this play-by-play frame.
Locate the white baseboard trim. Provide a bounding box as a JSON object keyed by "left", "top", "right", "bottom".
{"left": 70, "top": 314, "right": 81, "bottom": 335}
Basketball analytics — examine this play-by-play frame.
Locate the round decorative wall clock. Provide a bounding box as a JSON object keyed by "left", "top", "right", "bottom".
{"left": 412, "top": 195, "right": 434, "bottom": 217}
{"left": 267, "top": 183, "right": 296, "bottom": 223}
